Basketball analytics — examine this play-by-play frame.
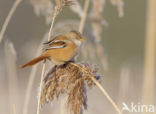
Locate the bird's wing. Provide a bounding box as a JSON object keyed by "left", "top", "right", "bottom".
{"left": 43, "top": 35, "right": 67, "bottom": 50}
{"left": 43, "top": 35, "right": 60, "bottom": 45}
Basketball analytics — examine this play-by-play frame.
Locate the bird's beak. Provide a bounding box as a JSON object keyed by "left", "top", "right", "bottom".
{"left": 80, "top": 38, "right": 83, "bottom": 42}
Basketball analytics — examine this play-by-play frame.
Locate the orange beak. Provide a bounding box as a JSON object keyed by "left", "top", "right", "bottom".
{"left": 80, "top": 38, "right": 83, "bottom": 42}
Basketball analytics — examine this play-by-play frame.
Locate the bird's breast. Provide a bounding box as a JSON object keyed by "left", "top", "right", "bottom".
{"left": 45, "top": 42, "right": 78, "bottom": 64}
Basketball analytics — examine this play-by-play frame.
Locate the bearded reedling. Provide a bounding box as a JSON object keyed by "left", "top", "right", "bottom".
{"left": 19, "top": 31, "right": 83, "bottom": 68}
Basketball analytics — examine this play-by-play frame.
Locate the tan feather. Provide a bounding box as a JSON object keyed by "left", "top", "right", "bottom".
{"left": 19, "top": 55, "right": 48, "bottom": 68}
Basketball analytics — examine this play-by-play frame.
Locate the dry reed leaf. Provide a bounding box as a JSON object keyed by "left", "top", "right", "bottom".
{"left": 69, "top": 0, "right": 83, "bottom": 17}
{"left": 40, "top": 62, "right": 100, "bottom": 114}
{"left": 29, "top": 0, "right": 75, "bottom": 25}
{"left": 90, "top": 0, "right": 107, "bottom": 42}
{"left": 0, "top": 0, "right": 22, "bottom": 43}
{"left": 110, "top": 0, "right": 124, "bottom": 17}
{"left": 89, "top": 0, "right": 124, "bottom": 42}
{"left": 55, "top": 0, "right": 75, "bottom": 14}
{"left": 29, "top": 0, "right": 54, "bottom": 24}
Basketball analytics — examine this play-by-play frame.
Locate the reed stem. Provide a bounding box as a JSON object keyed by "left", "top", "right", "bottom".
{"left": 23, "top": 38, "right": 44, "bottom": 114}
{"left": 4, "top": 40, "right": 19, "bottom": 114}
{"left": 13, "top": 104, "right": 17, "bottom": 114}
{"left": 0, "top": 0, "right": 22, "bottom": 43}
{"left": 79, "top": 0, "right": 90, "bottom": 33}
{"left": 37, "top": 63, "right": 46, "bottom": 114}
{"left": 142, "top": 0, "right": 156, "bottom": 110}
{"left": 36, "top": 4, "right": 59, "bottom": 114}
{"left": 70, "top": 62, "right": 122, "bottom": 114}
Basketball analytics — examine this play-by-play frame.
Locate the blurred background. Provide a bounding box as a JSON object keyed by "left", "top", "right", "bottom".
{"left": 0, "top": 0, "right": 155, "bottom": 114}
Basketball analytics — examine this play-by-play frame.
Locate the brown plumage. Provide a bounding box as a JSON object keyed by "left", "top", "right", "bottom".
{"left": 19, "top": 55, "right": 48, "bottom": 68}
{"left": 19, "top": 31, "right": 83, "bottom": 68}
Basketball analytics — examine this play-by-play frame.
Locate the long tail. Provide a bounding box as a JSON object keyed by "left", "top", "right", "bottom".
{"left": 19, "top": 55, "right": 48, "bottom": 68}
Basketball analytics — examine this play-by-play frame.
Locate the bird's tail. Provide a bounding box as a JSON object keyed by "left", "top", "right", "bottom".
{"left": 19, "top": 55, "right": 48, "bottom": 68}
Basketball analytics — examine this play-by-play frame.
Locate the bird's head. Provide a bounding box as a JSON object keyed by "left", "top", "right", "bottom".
{"left": 66, "top": 30, "right": 83, "bottom": 46}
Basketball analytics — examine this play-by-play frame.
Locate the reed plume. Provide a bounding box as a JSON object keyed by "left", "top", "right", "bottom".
{"left": 40, "top": 62, "right": 100, "bottom": 114}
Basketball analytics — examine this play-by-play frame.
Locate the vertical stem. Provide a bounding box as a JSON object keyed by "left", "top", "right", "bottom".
{"left": 48, "top": 7, "right": 58, "bottom": 41}
{"left": 77, "top": 0, "right": 122, "bottom": 113}
{"left": 142, "top": 0, "right": 156, "bottom": 108}
{"left": 91, "top": 77, "right": 122, "bottom": 114}
{"left": 61, "top": 96, "right": 67, "bottom": 114}
{"left": 0, "top": 0, "right": 22, "bottom": 43}
{"left": 23, "top": 38, "right": 44, "bottom": 114}
{"left": 70, "top": 62, "right": 122, "bottom": 114}
{"left": 36, "top": 5, "right": 58, "bottom": 114}
{"left": 4, "top": 40, "right": 19, "bottom": 114}
{"left": 95, "top": 44, "right": 108, "bottom": 71}
{"left": 79, "top": 0, "right": 90, "bottom": 33}
{"left": 23, "top": 64, "right": 39, "bottom": 114}
{"left": 13, "top": 104, "right": 17, "bottom": 114}
{"left": 37, "top": 63, "right": 46, "bottom": 114}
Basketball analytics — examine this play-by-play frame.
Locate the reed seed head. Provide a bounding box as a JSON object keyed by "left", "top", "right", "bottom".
{"left": 40, "top": 62, "right": 100, "bottom": 114}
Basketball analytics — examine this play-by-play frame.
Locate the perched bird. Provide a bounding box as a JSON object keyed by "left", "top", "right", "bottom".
{"left": 19, "top": 31, "right": 83, "bottom": 68}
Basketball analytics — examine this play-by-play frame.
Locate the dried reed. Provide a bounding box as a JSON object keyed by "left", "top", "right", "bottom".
{"left": 21, "top": 0, "right": 124, "bottom": 113}
{"left": 37, "top": 61, "right": 46, "bottom": 114}
{"left": 4, "top": 40, "right": 19, "bottom": 114}
{"left": 0, "top": 0, "right": 127, "bottom": 113}
{"left": 67, "top": 0, "right": 122, "bottom": 113}
{"left": 37, "top": 1, "right": 74, "bottom": 114}
{"left": 118, "top": 66, "right": 130, "bottom": 107}
{"left": 69, "top": 0, "right": 83, "bottom": 18}
{"left": 90, "top": 0, "right": 106, "bottom": 42}
{"left": 71, "top": 62, "right": 122, "bottom": 114}
{"left": 41, "top": 61, "right": 123, "bottom": 114}
{"left": 0, "top": 0, "right": 22, "bottom": 43}
{"left": 142, "top": 0, "right": 156, "bottom": 111}
{"left": 60, "top": 96, "right": 68, "bottom": 114}
{"left": 29, "top": 0, "right": 54, "bottom": 25}
{"left": 79, "top": 0, "right": 90, "bottom": 33}
{"left": 40, "top": 62, "right": 100, "bottom": 114}
{"left": 39, "top": 0, "right": 122, "bottom": 113}
{"left": 13, "top": 104, "right": 17, "bottom": 114}
{"left": 69, "top": 0, "right": 108, "bottom": 71}
{"left": 110, "top": 0, "right": 124, "bottom": 17}
{"left": 89, "top": 0, "right": 108, "bottom": 71}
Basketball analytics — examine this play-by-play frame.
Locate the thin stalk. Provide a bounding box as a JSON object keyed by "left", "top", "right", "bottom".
{"left": 36, "top": 5, "right": 58, "bottom": 114}
{"left": 142, "top": 0, "right": 156, "bottom": 109}
{"left": 76, "top": 0, "right": 122, "bottom": 113}
{"left": 4, "top": 40, "right": 19, "bottom": 114}
{"left": 79, "top": 0, "right": 90, "bottom": 33}
{"left": 48, "top": 7, "right": 58, "bottom": 41}
{"left": 37, "top": 63, "right": 46, "bottom": 114}
{"left": 91, "top": 77, "right": 122, "bottom": 114}
{"left": 0, "top": 0, "right": 22, "bottom": 43}
{"left": 95, "top": 43, "right": 108, "bottom": 71}
{"left": 13, "top": 104, "right": 17, "bottom": 114}
{"left": 61, "top": 96, "right": 67, "bottom": 114}
{"left": 77, "top": 0, "right": 122, "bottom": 113}
{"left": 70, "top": 63, "right": 122, "bottom": 114}
{"left": 23, "top": 37, "right": 45, "bottom": 114}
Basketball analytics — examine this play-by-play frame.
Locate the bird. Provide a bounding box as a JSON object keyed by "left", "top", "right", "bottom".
{"left": 19, "top": 31, "right": 83, "bottom": 68}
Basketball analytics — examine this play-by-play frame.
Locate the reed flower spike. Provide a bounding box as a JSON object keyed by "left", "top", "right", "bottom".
{"left": 40, "top": 62, "right": 100, "bottom": 114}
